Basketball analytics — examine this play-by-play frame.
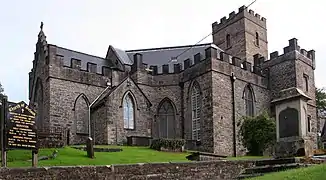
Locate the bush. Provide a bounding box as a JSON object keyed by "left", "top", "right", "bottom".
{"left": 150, "top": 138, "right": 185, "bottom": 151}
{"left": 239, "top": 111, "right": 276, "bottom": 156}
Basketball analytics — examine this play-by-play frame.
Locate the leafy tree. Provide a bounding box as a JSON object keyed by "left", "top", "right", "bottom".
{"left": 0, "top": 82, "right": 3, "bottom": 95}
{"left": 316, "top": 87, "right": 326, "bottom": 113}
{"left": 239, "top": 111, "right": 276, "bottom": 156}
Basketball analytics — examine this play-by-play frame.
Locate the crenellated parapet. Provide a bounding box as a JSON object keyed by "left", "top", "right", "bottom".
{"left": 142, "top": 46, "right": 265, "bottom": 77}
{"left": 212, "top": 5, "right": 266, "bottom": 33}
{"left": 263, "top": 38, "right": 316, "bottom": 70}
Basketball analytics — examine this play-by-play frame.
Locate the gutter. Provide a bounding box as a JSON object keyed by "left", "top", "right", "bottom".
{"left": 231, "top": 72, "right": 237, "bottom": 157}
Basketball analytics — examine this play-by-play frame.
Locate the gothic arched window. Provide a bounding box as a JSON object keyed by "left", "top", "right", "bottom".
{"left": 123, "top": 93, "right": 135, "bottom": 129}
{"left": 157, "top": 99, "right": 176, "bottom": 138}
{"left": 244, "top": 85, "right": 254, "bottom": 117}
{"left": 191, "top": 82, "right": 201, "bottom": 140}
{"left": 74, "top": 93, "right": 90, "bottom": 134}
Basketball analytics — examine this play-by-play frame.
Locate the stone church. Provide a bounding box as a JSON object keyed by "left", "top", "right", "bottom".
{"left": 29, "top": 6, "right": 318, "bottom": 156}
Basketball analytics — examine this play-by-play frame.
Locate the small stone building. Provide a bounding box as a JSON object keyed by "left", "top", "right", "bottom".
{"left": 29, "top": 6, "right": 318, "bottom": 156}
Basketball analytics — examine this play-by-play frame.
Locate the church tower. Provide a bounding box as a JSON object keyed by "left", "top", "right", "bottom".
{"left": 212, "top": 5, "right": 268, "bottom": 65}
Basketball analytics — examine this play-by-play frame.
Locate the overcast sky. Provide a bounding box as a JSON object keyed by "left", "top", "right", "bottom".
{"left": 0, "top": 0, "right": 325, "bottom": 103}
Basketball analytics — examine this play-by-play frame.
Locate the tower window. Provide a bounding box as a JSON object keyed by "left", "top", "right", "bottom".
{"left": 226, "top": 34, "right": 231, "bottom": 48}
{"left": 255, "top": 32, "right": 259, "bottom": 46}
{"left": 304, "top": 74, "right": 309, "bottom": 92}
{"left": 307, "top": 115, "right": 311, "bottom": 133}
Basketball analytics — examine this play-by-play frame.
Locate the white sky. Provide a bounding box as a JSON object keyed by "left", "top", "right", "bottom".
{"left": 0, "top": 0, "right": 325, "bottom": 103}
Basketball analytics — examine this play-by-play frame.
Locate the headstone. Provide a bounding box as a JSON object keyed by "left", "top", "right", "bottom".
{"left": 86, "top": 137, "right": 94, "bottom": 158}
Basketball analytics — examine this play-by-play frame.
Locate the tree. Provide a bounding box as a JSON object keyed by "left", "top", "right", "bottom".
{"left": 316, "top": 87, "right": 326, "bottom": 113}
{"left": 0, "top": 82, "right": 3, "bottom": 95}
{"left": 239, "top": 111, "right": 276, "bottom": 156}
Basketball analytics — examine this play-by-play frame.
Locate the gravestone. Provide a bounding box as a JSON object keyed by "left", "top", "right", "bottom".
{"left": 86, "top": 137, "right": 94, "bottom": 158}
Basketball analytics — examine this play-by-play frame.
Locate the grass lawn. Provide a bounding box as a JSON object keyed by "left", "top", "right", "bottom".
{"left": 249, "top": 164, "right": 326, "bottom": 180}
{"left": 226, "top": 156, "right": 270, "bottom": 160}
{"left": 5, "top": 146, "right": 191, "bottom": 168}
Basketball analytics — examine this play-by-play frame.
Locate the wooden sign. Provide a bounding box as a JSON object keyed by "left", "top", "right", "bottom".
{"left": 6, "top": 101, "right": 37, "bottom": 150}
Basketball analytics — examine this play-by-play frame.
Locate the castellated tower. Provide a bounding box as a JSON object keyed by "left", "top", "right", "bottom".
{"left": 263, "top": 38, "right": 317, "bottom": 157}
{"left": 212, "top": 5, "right": 268, "bottom": 65}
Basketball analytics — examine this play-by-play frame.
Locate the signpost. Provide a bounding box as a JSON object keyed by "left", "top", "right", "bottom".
{"left": 0, "top": 95, "right": 7, "bottom": 167}
{"left": 0, "top": 99, "right": 38, "bottom": 167}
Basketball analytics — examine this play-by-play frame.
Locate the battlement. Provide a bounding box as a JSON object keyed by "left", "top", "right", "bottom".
{"left": 212, "top": 5, "right": 266, "bottom": 33}
{"left": 54, "top": 45, "right": 113, "bottom": 77}
{"left": 264, "top": 38, "right": 315, "bottom": 69}
{"left": 144, "top": 46, "right": 265, "bottom": 77}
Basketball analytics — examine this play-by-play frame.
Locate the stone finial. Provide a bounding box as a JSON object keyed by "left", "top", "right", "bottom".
{"left": 40, "top": 22, "right": 44, "bottom": 31}
{"left": 249, "top": 9, "right": 255, "bottom": 14}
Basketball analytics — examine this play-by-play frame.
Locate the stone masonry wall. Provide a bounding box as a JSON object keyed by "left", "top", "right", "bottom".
{"left": 96, "top": 77, "right": 152, "bottom": 145}
{"left": 48, "top": 78, "right": 104, "bottom": 144}
{"left": 268, "top": 59, "right": 296, "bottom": 100}
{"left": 183, "top": 72, "right": 214, "bottom": 153}
{"left": 43, "top": 45, "right": 114, "bottom": 145}
{"left": 244, "top": 17, "right": 268, "bottom": 63}
{"left": 211, "top": 57, "right": 269, "bottom": 156}
{"left": 295, "top": 59, "right": 317, "bottom": 148}
{"left": 0, "top": 161, "right": 255, "bottom": 180}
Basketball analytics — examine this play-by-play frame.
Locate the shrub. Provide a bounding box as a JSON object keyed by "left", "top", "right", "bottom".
{"left": 239, "top": 111, "right": 276, "bottom": 156}
{"left": 150, "top": 138, "right": 185, "bottom": 151}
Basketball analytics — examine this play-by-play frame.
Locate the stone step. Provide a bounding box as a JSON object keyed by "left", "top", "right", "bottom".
{"left": 237, "top": 173, "right": 264, "bottom": 179}
{"left": 254, "top": 157, "right": 300, "bottom": 166}
{"left": 243, "top": 163, "right": 309, "bottom": 175}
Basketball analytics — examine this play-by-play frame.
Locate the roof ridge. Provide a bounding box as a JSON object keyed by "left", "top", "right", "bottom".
{"left": 52, "top": 44, "right": 106, "bottom": 60}
{"left": 125, "top": 43, "right": 212, "bottom": 53}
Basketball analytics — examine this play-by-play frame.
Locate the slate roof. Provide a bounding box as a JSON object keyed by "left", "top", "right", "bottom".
{"left": 55, "top": 46, "right": 110, "bottom": 74}
{"left": 54, "top": 43, "right": 223, "bottom": 74}
{"left": 125, "top": 43, "right": 223, "bottom": 72}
